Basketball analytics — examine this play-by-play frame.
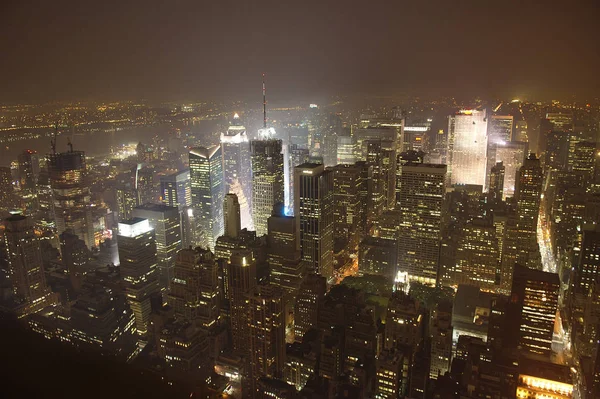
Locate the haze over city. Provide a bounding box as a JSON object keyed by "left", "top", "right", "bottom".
{"left": 1, "top": 2, "right": 600, "bottom": 399}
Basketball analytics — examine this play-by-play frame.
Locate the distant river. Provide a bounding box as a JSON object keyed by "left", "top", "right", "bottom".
{"left": 0, "top": 119, "right": 221, "bottom": 166}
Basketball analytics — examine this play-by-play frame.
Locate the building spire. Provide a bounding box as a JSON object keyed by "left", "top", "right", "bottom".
{"left": 262, "top": 73, "right": 267, "bottom": 129}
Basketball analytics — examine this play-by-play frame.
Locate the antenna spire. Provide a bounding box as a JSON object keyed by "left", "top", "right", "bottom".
{"left": 262, "top": 73, "right": 267, "bottom": 129}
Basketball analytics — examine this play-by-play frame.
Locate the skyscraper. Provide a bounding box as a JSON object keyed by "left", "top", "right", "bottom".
{"left": 132, "top": 203, "right": 182, "bottom": 290}
{"left": 251, "top": 139, "right": 284, "bottom": 236}
{"left": 47, "top": 147, "right": 95, "bottom": 249}
{"left": 268, "top": 203, "right": 303, "bottom": 296}
{"left": 59, "top": 230, "right": 90, "bottom": 294}
{"left": 396, "top": 163, "right": 446, "bottom": 285}
{"left": 331, "top": 163, "right": 366, "bottom": 249}
{"left": 18, "top": 149, "right": 40, "bottom": 214}
{"left": 160, "top": 169, "right": 191, "bottom": 210}
{"left": 0, "top": 166, "right": 15, "bottom": 214}
{"left": 514, "top": 153, "right": 543, "bottom": 252}
{"left": 486, "top": 115, "right": 513, "bottom": 187}
{"left": 488, "top": 161, "right": 505, "bottom": 202}
{"left": 429, "top": 303, "right": 453, "bottom": 380}
{"left": 168, "top": 247, "right": 221, "bottom": 329}
{"left": 495, "top": 141, "right": 527, "bottom": 199}
{"left": 118, "top": 217, "right": 160, "bottom": 337}
{"left": 248, "top": 284, "right": 286, "bottom": 393}
{"left": 294, "top": 163, "right": 334, "bottom": 281}
{"left": 447, "top": 109, "right": 488, "bottom": 189}
{"left": 189, "top": 145, "right": 224, "bottom": 250}
{"left": 221, "top": 113, "right": 252, "bottom": 228}
{"left": 510, "top": 265, "right": 559, "bottom": 356}
{"left": 294, "top": 273, "right": 326, "bottom": 342}
{"left": 3, "top": 214, "right": 58, "bottom": 317}
{"left": 223, "top": 193, "right": 241, "bottom": 239}
{"left": 227, "top": 249, "right": 257, "bottom": 353}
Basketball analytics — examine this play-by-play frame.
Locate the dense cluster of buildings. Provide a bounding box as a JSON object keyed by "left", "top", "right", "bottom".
{"left": 0, "top": 99, "right": 600, "bottom": 399}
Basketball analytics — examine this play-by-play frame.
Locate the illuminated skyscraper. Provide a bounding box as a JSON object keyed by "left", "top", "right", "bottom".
{"left": 3, "top": 214, "right": 58, "bottom": 317}
{"left": 168, "top": 247, "right": 221, "bottom": 329}
{"left": 510, "top": 264, "right": 559, "bottom": 356}
{"left": 488, "top": 161, "right": 505, "bottom": 202}
{"left": 160, "top": 169, "right": 191, "bottom": 210}
{"left": 294, "top": 163, "right": 334, "bottom": 281}
{"left": 189, "top": 145, "right": 224, "bottom": 250}
{"left": 515, "top": 153, "right": 543, "bottom": 248}
{"left": 0, "top": 166, "right": 15, "bottom": 214}
{"left": 447, "top": 109, "right": 488, "bottom": 189}
{"left": 221, "top": 113, "right": 252, "bottom": 228}
{"left": 495, "top": 141, "right": 527, "bottom": 199}
{"left": 486, "top": 115, "right": 513, "bottom": 187}
{"left": 118, "top": 217, "right": 160, "bottom": 337}
{"left": 268, "top": 203, "right": 303, "bottom": 296}
{"left": 396, "top": 163, "right": 446, "bottom": 285}
{"left": 248, "top": 284, "right": 286, "bottom": 393}
{"left": 18, "top": 149, "right": 40, "bottom": 214}
{"left": 453, "top": 219, "right": 501, "bottom": 291}
{"left": 251, "top": 139, "right": 284, "bottom": 236}
{"left": 332, "top": 163, "right": 367, "bottom": 249}
{"left": 514, "top": 120, "right": 529, "bottom": 143}
{"left": 223, "top": 193, "right": 241, "bottom": 239}
{"left": 227, "top": 249, "right": 257, "bottom": 353}
{"left": 47, "top": 148, "right": 95, "bottom": 249}
{"left": 132, "top": 203, "right": 182, "bottom": 291}
{"left": 336, "top": 133, "right": 356, "bottom": 165}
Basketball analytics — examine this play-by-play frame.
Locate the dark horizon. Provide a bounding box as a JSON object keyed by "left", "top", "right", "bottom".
{"left": 1, "top": 0, "right": 599, "bottom": 103}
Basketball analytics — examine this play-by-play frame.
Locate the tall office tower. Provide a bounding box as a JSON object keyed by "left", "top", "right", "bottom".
{"left": 332, "top": 163, "right": 366, "bottom": 249}
{"left": 453, "top": 220, "right": 501, "bottom": 291}
{"left": 47, "top": 147, "right": 95, "bottom": 249}
{"left": 514, "top": 120, "right": 529, "bottom": 143}
{"left": 569, "top": 225, "right": 600, "bottom": 338}
{"left": 17, "top": 149, "right": 40, "bottom": 214}
{"left": 396, "top": 163, "right": 446, "bottom": 285}
{"left": 374, "top": 350, "right": 410, "bottom": 399}
{"left": 384, "top": 291, "right": 422, "bottom": 350}
{"left": 336, "top": 132, "right": 356, "bottom": 165}
{"left": 251, "top": 139, "right": 284, "bottom": 236}
{"left": 486, "top": 115, "right": 514, "bottom": 188}
{"left": 288, "top": 145, "right": 310, "bottom": 212}
{"left": 509, "top": 265, "right": 559, "bottom": 356}
{"left": 488, "top": 161, "right": 505, "bottom": 202}
{"left": 268, "top": 203, "right": 303, "bottom": 296}
{"left": 354, "top": 126, "right": 397, "bottom": 160}
{"left": 227, "top": 249, "right": 257, "bottom": 353}
{"left": 294, "top": 163, "right": 334, "bottom": 280}
{"left": 221, "top": 114, "right": 252, "bottom": 226}
{"left": 495, "top": 141, "right": 528, "bottom": 199}
{"left": 132, "top": 204, "right": 182, "bottom": 291}
{"left": 115, "top": 183, "right": 137, "bottom": 221}
{"left": 447, "top": 109, "right": 488, "bottom": 189}
{"left": 189, "top": 145, "right": 224, "bottom": 250}
{"left": 223, "top": 193, "right": 241, "bottom": 239}
{"left": 168, "top": 247, "right": 221, "bottom": 329}
{"left": 0, "top": 166, "right": 15, "bottom": 213}
{"left": 358, "top": 237, "right": 397, "bottom": 280}
{"left": 571, "top": 141, "right": 596, "bottom": 186}
{"left": 429, "top": 303, "right": 453, "bottom": 380}
{"left": 544, "top": 130, "right": 570, "bottom": 172}
{"left": 18, "top": 149, "right": 40, "bottom": 191}
{"left": 59, "top": 231, "right": 91, "bottom": 294}
{"left": 515, "top": 153, "right": 543, "bottom": 250}
{"left": 3, "top": 214, "right": 58, "bottom": 317}
{"left": 294, "top": 273, "right": 326, "bottom": 342}
{"left": 247, "top": 284, "right": 286, "bottom": 393}
{"left": 118, "top": 218, "right": 160, "bottom": 337}
{"left": 135, "top": 166, "right": 156, "bottom": 206}
{"left": 365, "top": 140, "right": 387, "bottom": 225}
{"left": 540, "top": 112, "right": 573, "bottom": 155}
{"left": 160, "top": 169, "right": 191, "bottom": 210}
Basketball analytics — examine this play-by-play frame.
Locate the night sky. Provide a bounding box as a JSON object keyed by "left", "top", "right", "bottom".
{"left": 1, "top": 0, "right": 598, "bottom": 103}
